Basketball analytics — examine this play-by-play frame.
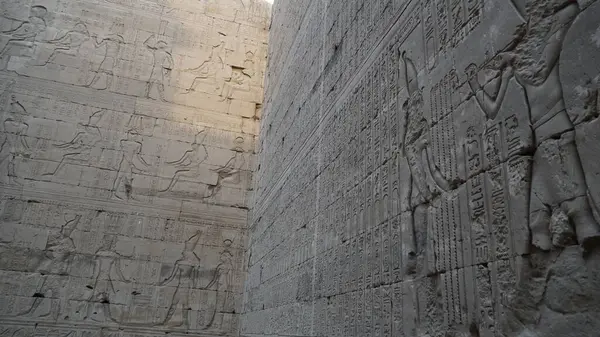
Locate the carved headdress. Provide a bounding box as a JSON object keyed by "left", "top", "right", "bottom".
{"left": 508, "top": 0, "right": 579, "bottom": 85}
{"left": 401, "top": 51, "right": 423, "bottom": 109}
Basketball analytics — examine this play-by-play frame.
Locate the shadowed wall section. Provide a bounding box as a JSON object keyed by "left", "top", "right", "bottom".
{"left": 0, "top": 0, "right": 270, "bottom": 336}
{"left": 242, "top": 0, "right": 600, "bottom": 336}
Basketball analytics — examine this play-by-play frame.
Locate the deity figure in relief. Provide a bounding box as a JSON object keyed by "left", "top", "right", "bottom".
{"left": 399, "top": 51, "right": 451, "bottom": 273}
{"left": 466, "top": 0, "right": 600, "bottom": 252}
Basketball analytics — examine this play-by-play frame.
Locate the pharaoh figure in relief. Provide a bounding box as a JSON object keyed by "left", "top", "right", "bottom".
{"left": 0, "top": 5, "right": 47, "bottom": 70}
{"left": 158, "top": 230, "right": 203, "bottom": 328}
{"left": 399, "top": 51, "right": 451, "bottom": 273}
{"left": 466, "top": 0, "right": 600, "bottom": 252}
{"left": 0, "top": 95, "right": 30, "bottom": 185}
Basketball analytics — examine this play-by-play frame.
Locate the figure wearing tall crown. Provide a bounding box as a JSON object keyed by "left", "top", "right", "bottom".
{"left": 399, "top": 51, "right": 451, "bottom": 275}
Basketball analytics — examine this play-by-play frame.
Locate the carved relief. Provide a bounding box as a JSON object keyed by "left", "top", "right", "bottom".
{"left": 161, "top": 130, "right": 214, "bottom": 194}
{"left": 144, "top": 35, "right": 173, "bottom": 102}
{"left": 111, "top": 129, "right": 150, "bottom": 200}
{"left": 0, "top": 94, "right": 29, "bottom": 185}
{"left": 86, "top": 20, "right": 125, "bottom": 90}
{"left": 465, "top": 0, "right": 600, "bottom": 252}
{"left": 184, "top": 39, "right": 232, "bottom": 98}
{"left": 399, "top": 51, "right": 451, "bottom": 275}
{"left": 35, "top": 23, "right": 91, "bottom": 67}
{"left": 43, "top": 110, "right": 104, "bottom": 177}
{"left": 0, "top": 5, "right": 47, "bottom": 70}
{"left": 0, "top": 0, "right": 265, "bottom": 335}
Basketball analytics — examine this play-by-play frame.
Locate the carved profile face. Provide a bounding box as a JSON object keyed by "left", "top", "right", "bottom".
{"left": 233, "top": 136, "right": 245, "bottom": 152}
{"left": 73, "top": 23, "right": 89, "bottom": 35}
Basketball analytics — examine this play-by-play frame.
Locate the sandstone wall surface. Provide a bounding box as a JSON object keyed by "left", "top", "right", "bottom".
{"left": 0, "top": 0, "right": 269, "bottom": 336}
{"left": 243, "top": 0, "right": 600, "bottom": 336}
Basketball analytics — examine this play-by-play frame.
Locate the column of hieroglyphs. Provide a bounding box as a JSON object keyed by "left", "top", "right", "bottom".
{"left": 0, "top": 0, "right": 269, "bottom": 336}
{"left": 242, "top": 0, "right": 600, "bottom": 336}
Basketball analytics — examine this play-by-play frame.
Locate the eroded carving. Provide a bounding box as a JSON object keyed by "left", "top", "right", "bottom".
{"left": 0, "top": 95, "right": 30, "bottom": 185}
{"left": 158, "top": 230, "right": 203, "bottom": 328}
{"left": 205, "top": 136, "right": 246, "bottom": 199}
{"left": 43, "top": 110, "right": 104, "bottom": 177}
{"left": 0, "top": 0, "right": 265, "bottom": 335}
{"left": 86, "top": 21, "right": 125, "bottom": 90}
{"left": 0, "top": 5, "right": 47, "bottom": 70}
{"left": 35, "top": 23, "right": 91, "bottom": 66}
{"left": 145, "top": 34, "right": 173, "bottom": 101}
{"left": 161, "top": 130, "right": 214, "bottom": 193}
{"left": 399, "top": 51, "right": 451, "bottom": 274}
{"left": 112, "top": 129, "right": 150, "bottom": 200}
{"left": 184, "top": 39, "right": 231, "bottom": 96}
{"left": 466, "top": 0, "right": 600, "bottom": 252}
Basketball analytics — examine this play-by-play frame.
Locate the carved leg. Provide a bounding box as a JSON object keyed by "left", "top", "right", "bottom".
{"left": 160, "top": 170, "right": 189, "bottom": 192}
{"left": 36, "top": 47, "right": 70, "bottom": 66}
{"left": 528, "top": 142, "right": 558, "bottom": 251}
{"left": 553, "top": 134, "right": 600, "bottom": 252}
{"left": 112, "top": 175, "right": 130, "bottom": 200}
{"left": 106, "top": 71, "right": 114, "bottom": 91}
{"left": 86, "top": 71, "right": 101, "bottom": 88}
{"left": 7, "top": 155, "right": 23, "bottom": 186}
{"left": 529, "top": 208, "right": 552, "bottom": 251}
{"left": 145, "top": 81, "right": 154, "bottom": 99}
{"left": 401, "top": 210, "right": 417, "bottom": 276}
{"left": 530, "top": 163, "right": 551, "bottom": 250}
{"left": 42, "top": 155, "right": 72, "bottom": 176}
{"left": 158, "top": 83, "right": 168, "bottom": 102}
{"left": 0, "top": 56, "right": 8, "bottom": 71}
{"left": 562, "top": 196, "right": 600, "bottom": 252}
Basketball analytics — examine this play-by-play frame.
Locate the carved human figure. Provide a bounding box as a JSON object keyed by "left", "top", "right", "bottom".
{"left": 221, "top": 50, "right": 257, "bottom": 96}
{"left": 38, "top": 213, "right": 81, "bottom": 274}
{"left": 18, "top": 213, "right": 82, "bottom": 318}
{"left": 43, "top": 110, "right": 104, "bottom": 176}
{"left": 205, "top": 136, "right": 246, "bottom": 198}
{"left": 185, "top": 39, "right": 232, "bottom": 95}
{"left": 220, "top": 69, "right": 249, "bottom": 101}
{"left": 112, "top": 129, "right": 150, "bottom": 200}
{"left": 158, "top": 230, "right": 203, "bottom": 328}
{"left": 399, "top": 51, "right": 451, "bottom": 273}
{"left": 0, "top": 95, "right": 30, "bottom": 185}
{"left": 88, "top": 233, "right": 126, "bottom": 324}
{"left": 203, "top": 239, "right": 235, "bottom": 330}
{"left": 144, "top": 35, "right": 173, "bottom": 101}
{"left": 36, "top": 23, "right": 90, "bottom": 66}
{"left": 242, "top": 51, "right": 256, "bottom": 78}
{"left": 87, "top": 21, "right": 126, "bottom": 90}
{"left": 0, "top": 5, "right": 47, "bottom": 70}
{"left": 466, "top": 0, "right": 600, "bottom": 252}
{"left": 161, "top": 131, "right": 213, "bottom": 193}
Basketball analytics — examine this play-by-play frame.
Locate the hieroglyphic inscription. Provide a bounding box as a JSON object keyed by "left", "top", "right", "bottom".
{"left": 424, "top": 0, "right": 482, "bottom": 69}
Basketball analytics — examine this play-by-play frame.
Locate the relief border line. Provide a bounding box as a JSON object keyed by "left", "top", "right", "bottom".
{"left": 0, "top": 185, "right": 248, "bottom": 226}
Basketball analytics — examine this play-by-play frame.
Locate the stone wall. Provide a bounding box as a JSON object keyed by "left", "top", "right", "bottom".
{"left": 243, "top": 0, "right": 600, "bottom": 336}
{"left": 0, "top": 0, "right": 269, "bottom": 336}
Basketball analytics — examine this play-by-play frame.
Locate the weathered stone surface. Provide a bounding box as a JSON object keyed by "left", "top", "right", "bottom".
{"left": 242, "top": 0, "right": 600, "bottom": 336}
{"left": 0, "top": 0, "right": 270, "bottom": 336}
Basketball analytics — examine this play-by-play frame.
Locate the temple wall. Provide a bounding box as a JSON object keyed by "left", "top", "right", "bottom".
{"left": 0, "top": 0, "right": 270, "bottom": 336}
{"left": 242, "top": 0, "right": 600, "bottom": 336}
